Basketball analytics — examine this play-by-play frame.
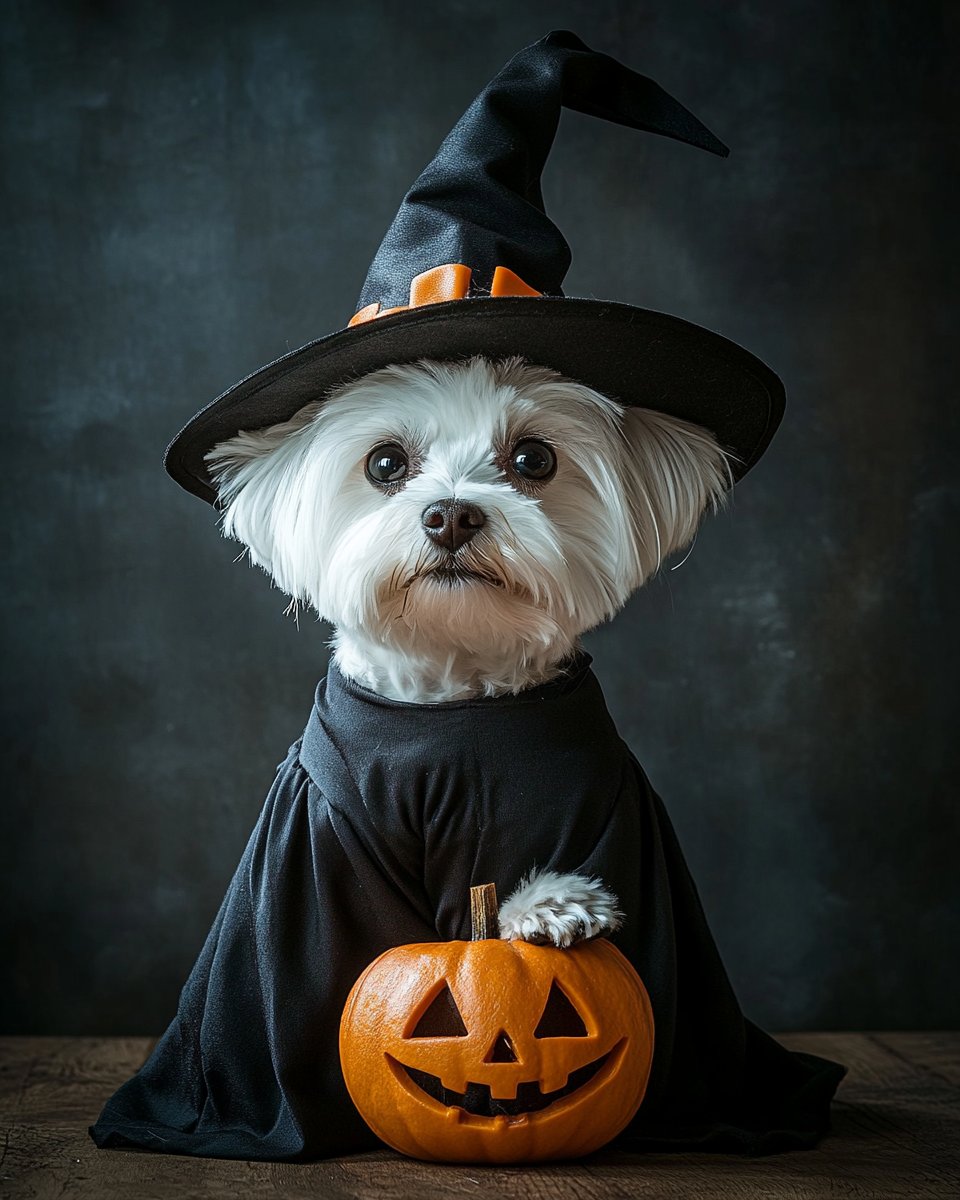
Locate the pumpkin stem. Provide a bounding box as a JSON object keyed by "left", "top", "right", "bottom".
{"left": 470, "top": 883, "right": 500, "bottom": 941}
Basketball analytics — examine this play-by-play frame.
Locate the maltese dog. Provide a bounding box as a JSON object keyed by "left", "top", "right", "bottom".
{"left": 205, "top": 355, "right": 730, "bottom": 944}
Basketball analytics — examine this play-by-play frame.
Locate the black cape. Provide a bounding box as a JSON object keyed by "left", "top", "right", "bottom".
{"left": 91, "top": 658, "right": 844, "bottom": 1160}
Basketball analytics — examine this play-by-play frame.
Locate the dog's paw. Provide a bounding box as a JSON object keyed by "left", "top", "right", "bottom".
{"left": 498, "top": 870, "right": 624, "bottom": 948}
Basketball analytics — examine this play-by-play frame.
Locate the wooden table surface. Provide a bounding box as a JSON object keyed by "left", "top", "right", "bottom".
{"left": 1, "top": 1032, "right": 957, "bottom": 1198}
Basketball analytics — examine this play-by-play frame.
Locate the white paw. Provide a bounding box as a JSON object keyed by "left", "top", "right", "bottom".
{"left": 498, "top": 870, "right": 624, "bottom": 948}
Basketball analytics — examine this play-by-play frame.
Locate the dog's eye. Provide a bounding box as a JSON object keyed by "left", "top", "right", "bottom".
{"left": 366, "top": 444, "right": 408, "bottom": 485}
{"left": 511, "top": 440, "right": 556, "bottom": 482}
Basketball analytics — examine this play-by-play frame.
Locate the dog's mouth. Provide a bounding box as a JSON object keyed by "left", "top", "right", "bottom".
{"left": 390, "top": 1050, "right": 613, "bottom": 1118}
{"left": 422, "top": 563, "right": 505, "bottom": 588}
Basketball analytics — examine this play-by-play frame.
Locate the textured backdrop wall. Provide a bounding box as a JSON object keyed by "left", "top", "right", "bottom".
{"left": 2, "top": 0, "right": 957, "bottom": 1035}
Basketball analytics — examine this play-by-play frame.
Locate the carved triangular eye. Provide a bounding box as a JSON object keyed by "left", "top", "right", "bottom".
{"left": 485, "top": 1030, "right": 518, "bottom": 1062}
{"left": 409, "top": 984, "right": 468, "bottom": 1037}
{"left": 534, "top": 982, "right": 588, "bottom": 1038}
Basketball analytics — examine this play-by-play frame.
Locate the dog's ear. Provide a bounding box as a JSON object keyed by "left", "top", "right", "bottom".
{"left": 205, "top": 402, "right": 323, "bottom": 578}
{"left": 619, "top": 407, "right": 733, "bottom": 578}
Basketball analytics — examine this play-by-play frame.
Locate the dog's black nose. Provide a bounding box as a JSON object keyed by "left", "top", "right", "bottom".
{"left": 422, "top": 499, "right": 485, "bottom": 552}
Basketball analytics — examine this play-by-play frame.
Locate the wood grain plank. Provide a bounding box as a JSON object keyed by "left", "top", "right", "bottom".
{"left": 1, "top": 1035, "right": 958, "bottom": 1200}
{"left": 872, "top": 1032, "right": 960, "bottom": 1089}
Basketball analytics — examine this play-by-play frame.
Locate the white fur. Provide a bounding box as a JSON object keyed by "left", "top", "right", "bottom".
{"left": 498, "top": 870, "right": 624, "bottom": 947}
{"left": 207, "top": 357, "right": 731, "bottom": 703}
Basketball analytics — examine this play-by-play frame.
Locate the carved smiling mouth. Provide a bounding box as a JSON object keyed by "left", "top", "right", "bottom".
{"left": 393, "top": 1050, "right": 612, "bottom": 1118}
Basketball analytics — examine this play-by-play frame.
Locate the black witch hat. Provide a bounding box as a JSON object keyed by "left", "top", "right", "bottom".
{"left": 166, "top": 31, "right": 785, "bottom": 504}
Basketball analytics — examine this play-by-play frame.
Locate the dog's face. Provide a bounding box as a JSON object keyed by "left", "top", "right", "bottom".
{"left": 207, "top": 358, "right": 729, "bottom": 700}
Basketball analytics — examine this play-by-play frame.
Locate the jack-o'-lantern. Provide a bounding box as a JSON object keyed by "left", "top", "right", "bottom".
{"left": 339, "top": 884, "right": 654, "bottom": 1163}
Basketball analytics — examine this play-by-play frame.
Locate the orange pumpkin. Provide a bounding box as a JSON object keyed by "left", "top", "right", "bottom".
{"left": 339, "top": 885, "right": 654, "bottom": 1163}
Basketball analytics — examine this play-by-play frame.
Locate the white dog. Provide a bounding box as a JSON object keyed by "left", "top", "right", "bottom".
{"left": 205, "top": 355, "right": 731, "bottom": 945}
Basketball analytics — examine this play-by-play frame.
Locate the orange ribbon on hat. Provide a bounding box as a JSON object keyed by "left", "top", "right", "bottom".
{"left": 349, "top": 264, "right": 541, "bottom": 327}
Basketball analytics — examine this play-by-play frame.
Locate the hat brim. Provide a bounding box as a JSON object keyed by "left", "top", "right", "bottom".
{"left": 165, "top": 296, "right": 785, "bottom": 504}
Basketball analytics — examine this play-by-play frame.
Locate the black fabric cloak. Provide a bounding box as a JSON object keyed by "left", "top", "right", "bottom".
{"left": 90, "top": 658, "right": 844, "bottom": 1160}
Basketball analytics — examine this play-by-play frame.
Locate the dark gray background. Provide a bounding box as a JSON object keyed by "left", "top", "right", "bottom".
{"left": 2, "top": 0, "right": 957, "bottom": 1035}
